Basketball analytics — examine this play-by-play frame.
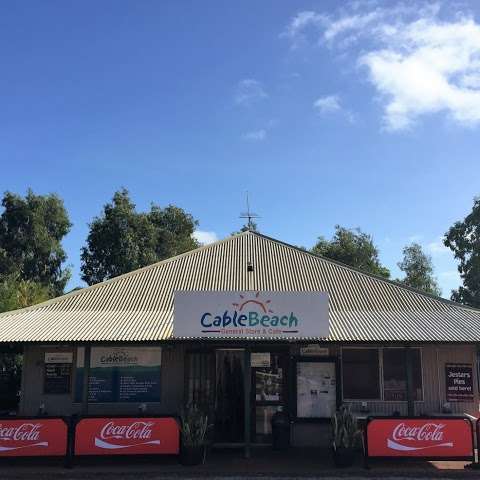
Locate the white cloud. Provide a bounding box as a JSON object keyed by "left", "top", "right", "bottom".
{"left": 284, "top": 3, "right": 480, "bottom": 130}
{"left": 313, "top": 95, "right": 355, "bottom": 122}
{"left": 192, "top": 230, "right": 219, "bottom": 245}
{"left": 242, "top": 129, "right": 267, "bottom": 141}
{"left": 426, "top": 237, "right": 449, "bottom": 256}
{"left": 313, "top": 95, "right": 341, "bottom": 113}
{"left": 234, "top": 79, "right": 268, "bottom": 106}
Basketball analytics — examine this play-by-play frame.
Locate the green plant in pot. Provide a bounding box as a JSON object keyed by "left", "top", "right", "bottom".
{"left": 179, "top": 403, "right": 211, "bottom": 466}
{"left": 331, "top": 405, "right": 361, "bottom": 468}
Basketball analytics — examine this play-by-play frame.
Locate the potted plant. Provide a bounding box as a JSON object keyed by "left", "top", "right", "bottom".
{"left": 331, "top": 405, "right": 361, "bottom": 468}
{"left": 179, "top": 403, "right": 211, "bottom": 466}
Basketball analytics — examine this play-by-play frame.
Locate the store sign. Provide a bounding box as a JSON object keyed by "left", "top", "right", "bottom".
{"left": 88, "top": 347, "right": 161, "bottom": 403}
{"left": 300, "top": 344, "right": 329, "bottom": 356}
{"left": 0, "top": 419, "right": 68, "bottom": 456}
{"left": 45, "top": 352, "right": 73, "bottom": 364}
{"left": 445, "top": 364, "right": 474, "bottom": 402}
{"left": 74, "top": 417, "right": 179, "bottom": 455}
{"left": 366, "top": 418, "right": 473, "bottom": 458}
{"left": 174, "top": 291, "right": 329, "bottom": 338}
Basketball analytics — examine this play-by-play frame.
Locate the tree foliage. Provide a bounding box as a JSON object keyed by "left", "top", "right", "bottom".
{"left": 0, "top": 190, "right": 71, "bottom": 295}
{"left": 81, "top": 189, "right": 199, "bottom": 285}
{"left": 444, "top": 197, "right": 480, "bottom": 307}
{"left": 397, "top": 243, "right": 441, "bottom": 296}
{"left": 0, "top": 274, "right": 51, "bottom": 313}
{"left": 311, "top": 225, "right": 390, "bottom": 278}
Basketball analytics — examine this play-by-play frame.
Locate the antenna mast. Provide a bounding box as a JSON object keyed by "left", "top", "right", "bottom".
{"left": 239, "top": 192, "right": 260, "bottom": 231}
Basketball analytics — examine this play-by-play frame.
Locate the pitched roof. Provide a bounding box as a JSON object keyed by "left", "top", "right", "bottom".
{"left": 0, "top": 231, "right": 479, "bottom": 343}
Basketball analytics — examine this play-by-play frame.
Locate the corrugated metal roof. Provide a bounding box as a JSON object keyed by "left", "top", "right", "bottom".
{"left": 0, "top": 231, "right": 479, "bottom": 343}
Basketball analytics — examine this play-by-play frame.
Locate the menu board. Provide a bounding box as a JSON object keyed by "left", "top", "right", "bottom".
{"left": 88, "top": 347, "right": 161, "bottom": 403}
{"left": 445, "top": 363, "right": 474, "bottom": 402}
{"left": 44, "top": 352, "right": 73, "bottom": 394}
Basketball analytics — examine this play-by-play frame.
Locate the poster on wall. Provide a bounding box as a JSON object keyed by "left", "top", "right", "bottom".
{"left": 44, "top": 352, "right": 73, "bottom": 394}
{"left": 296, "top": 362, "right": 336, "bottom": 418}
{"left": 445, "top": 363, "right": 474, "bottom": 402}
{"left": 84, "top": 347, "right": 161, "bottom": 403}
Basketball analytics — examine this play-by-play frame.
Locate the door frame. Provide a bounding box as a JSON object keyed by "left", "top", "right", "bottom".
{"left": 291, "top": 355, "right": 341, "bottom": 423}
{"left": 250, "top": 346, "right": 290, "bottom": 443}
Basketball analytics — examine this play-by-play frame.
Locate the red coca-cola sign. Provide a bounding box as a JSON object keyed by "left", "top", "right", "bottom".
{"left": 0, "top": 419, "right": 68, "bottom": 457}
{"left": 74, "top": 417, "right": 179, "bottom": 455}
{"left": 367, "top": 418, "right": 473, "bottom": 458}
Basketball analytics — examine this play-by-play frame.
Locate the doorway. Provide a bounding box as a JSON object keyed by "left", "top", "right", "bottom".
{"left": 251, "top": 350, "right": 288, "bottom": 444}
{"left": 214, "top": 349, "right": 245, "bottom": 443}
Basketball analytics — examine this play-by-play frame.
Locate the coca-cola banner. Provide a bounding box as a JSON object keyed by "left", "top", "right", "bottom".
{"left": 366, "top": 417, "right": 473, "bottom": 459}
{"left": 0, "top": 418, "right": 68, "bottom": 457}
{"left": 74, "top": 417, "right": 179, "bottom": 455}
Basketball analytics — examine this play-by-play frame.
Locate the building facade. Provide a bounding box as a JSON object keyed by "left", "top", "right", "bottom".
{"left": 1, "top": 232, "right": 479, "bottom": 449}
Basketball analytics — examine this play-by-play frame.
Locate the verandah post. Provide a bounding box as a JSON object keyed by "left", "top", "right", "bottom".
{"left": 244, "top": 346, "right": 251, "bottom": 459}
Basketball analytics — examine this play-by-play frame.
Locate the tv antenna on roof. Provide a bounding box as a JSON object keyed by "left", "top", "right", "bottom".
{"left": 240, "top": 191, "right": 260, "bottom": 231}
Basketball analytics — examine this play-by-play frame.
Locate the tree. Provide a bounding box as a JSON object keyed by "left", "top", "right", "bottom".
{"left": 0, "top": 190, "right": 71, "bottom": 295}
{"left": 232, "top": 221, "right": 258, "bottom": 235}
{"left": 444, "top": 197, "right": 480, "bottom": 307}
{"left": 81, "top": 189, "right": 199, "bottom": 285}
{"left": 0, "top": 274, "right": 51, "bottom": 313}
{"left": 311, "top": 225, "right": 390, "bottom": 278}
{"left": 397, "top": 243, "right": 441, "bottom": 296}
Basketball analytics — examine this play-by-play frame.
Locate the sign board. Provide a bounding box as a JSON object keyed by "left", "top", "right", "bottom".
{"left": 88, "top": 347, "right": 161, "bottom": 403}
{"left": 445, "top": 364, "right": 474, "bottom": 402}
{"left": 174, "top": 291, "right": 329, "bottom": 338}
{"left": 45, "top": 352, "right": 73, "bottom": 364}
{"left": 0, "top": 418, "right": 68, "bottom": 457}
{"left": 300, "top": 344, "right": 329, "bottom": 356}
{"left": 251, "top": 353, "right": 271, "bottom": 368}
{"left": 44, "top": 352, "right": 73, "bottom": 394}
{"left": 74, "top": 417, "right": 179, "bottom": 455}
{"left": 365, "top": 417, "right": 474, "bottom": 460}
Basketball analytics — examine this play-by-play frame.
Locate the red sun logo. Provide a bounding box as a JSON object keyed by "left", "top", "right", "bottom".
{"left": 232, "top": 292, "right": 274, "bottom": 313}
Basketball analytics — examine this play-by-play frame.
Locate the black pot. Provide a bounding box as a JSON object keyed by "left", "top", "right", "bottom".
{"left": 332, "top": 447, "right": 356, "bottom": 468}
{"left": 180, "top": 445, "right": 205, "bottom": 466}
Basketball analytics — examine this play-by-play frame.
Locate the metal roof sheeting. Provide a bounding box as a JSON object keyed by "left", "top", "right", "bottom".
{"left": 1, "top": 231, "right": 479, "bottom": 343}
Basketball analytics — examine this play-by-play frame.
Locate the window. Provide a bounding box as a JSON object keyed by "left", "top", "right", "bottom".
{"left": 342, "top": 348, "right": 380, "bottom": 399}
{"left": 383, "top": 348, "right": 423, "bottom": 401}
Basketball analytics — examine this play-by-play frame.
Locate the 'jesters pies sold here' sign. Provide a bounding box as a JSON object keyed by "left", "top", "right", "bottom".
{"left": 174, "top": 291, "right": 329, "bottom": 338}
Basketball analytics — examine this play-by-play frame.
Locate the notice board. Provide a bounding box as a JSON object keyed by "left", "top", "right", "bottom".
{"left": 87, "top": 347, "right": 161, "bottom": 403}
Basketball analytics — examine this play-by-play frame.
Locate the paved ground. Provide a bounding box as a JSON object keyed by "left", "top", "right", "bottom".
{"left": 0, "top": 448, "right": 477, "bottom": 479}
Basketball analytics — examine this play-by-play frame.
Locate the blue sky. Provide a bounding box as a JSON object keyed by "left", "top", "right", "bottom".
{"left": 1, "top": 0, "right": 480, "bottom": 297}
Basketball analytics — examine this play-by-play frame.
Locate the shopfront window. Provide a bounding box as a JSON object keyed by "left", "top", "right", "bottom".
{"left": 342, "top": 348, "right": 380, "bottom": 399}
{"left": 383, "top": 348, "right": 423, "bottom": 401}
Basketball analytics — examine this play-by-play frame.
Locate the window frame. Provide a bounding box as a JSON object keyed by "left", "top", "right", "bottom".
{"left": 341, "top": 346, "right": 382, "bottom": 401}
{"left": 382, "top": 347, "right": 424, "bottom": 403}
{"left": 341, "top": 346, "right": 424, "bottom": 403}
